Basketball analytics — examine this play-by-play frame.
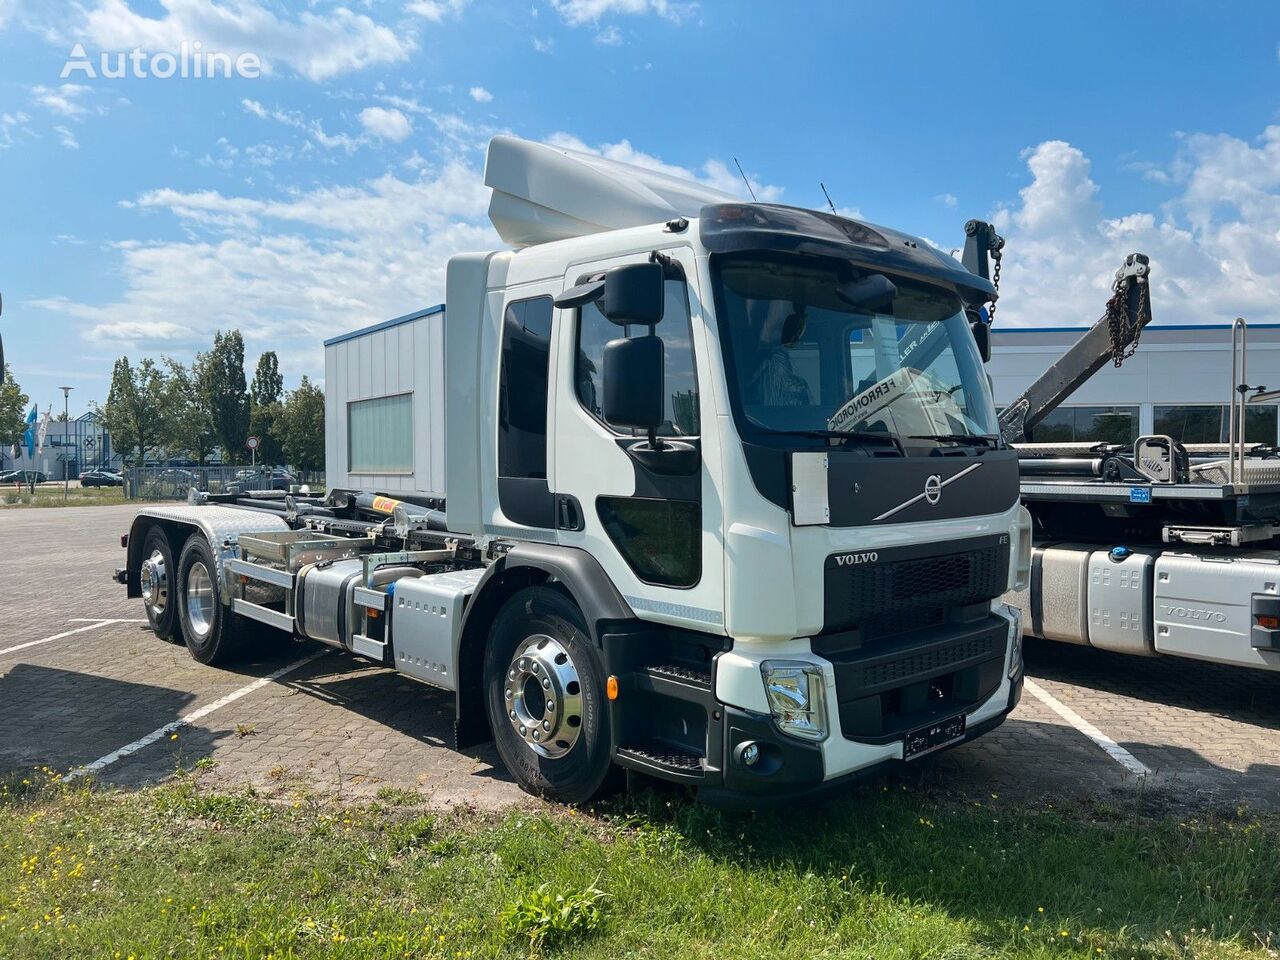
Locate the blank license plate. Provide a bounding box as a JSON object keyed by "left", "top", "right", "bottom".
{"left": 904, "top": 714, "right": 966, "bottom": 760}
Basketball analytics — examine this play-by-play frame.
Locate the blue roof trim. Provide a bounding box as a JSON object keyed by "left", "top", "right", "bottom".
{"left": 996, "top": 323, "right": 1280, "bottom": 334}
{"left": 323, "top": 304, "right": 445, "bottom": 347}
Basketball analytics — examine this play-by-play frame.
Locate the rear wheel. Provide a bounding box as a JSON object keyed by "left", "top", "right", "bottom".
{"left": 484, "top": 586, "right": 620, "bottom": 804}
{"left": 140, "top": 526, "right": 178, "bottom": 641}
{"left": 176, "top": 535, "right": 248, "bottom": 665}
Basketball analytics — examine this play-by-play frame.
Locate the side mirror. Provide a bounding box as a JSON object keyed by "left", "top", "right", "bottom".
{"left": 970, "top": 321, "right": 991, "bottom": 363}
{"left": 602, "top": 262, "right": 664, "bottom": 327}
{"left": 602, "top": 335, "right": 664, "bottom": 432}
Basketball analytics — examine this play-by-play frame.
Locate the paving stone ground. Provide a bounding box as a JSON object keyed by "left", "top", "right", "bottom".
{"left": 2, "top": 503, "right": 1276, "bottom": 813}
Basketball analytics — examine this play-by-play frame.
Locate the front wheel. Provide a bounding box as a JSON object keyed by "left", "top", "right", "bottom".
{"left": 484, "top": 586, "right": 620, "bottom": 805}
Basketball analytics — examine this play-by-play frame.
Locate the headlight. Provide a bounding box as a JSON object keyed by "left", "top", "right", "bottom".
{"left": 760, "top": 661, "right": 828, "bottom": 742}
{"left": 1005, "top": 604, "right": 1024, "bottom": 679}
{"left": 1012, "top": 505, "right": 1033, "bottom": 590}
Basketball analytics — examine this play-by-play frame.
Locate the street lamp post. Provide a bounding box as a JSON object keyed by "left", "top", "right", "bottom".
{"left": 59, "top": 386, "right": 72, "bottom": 502}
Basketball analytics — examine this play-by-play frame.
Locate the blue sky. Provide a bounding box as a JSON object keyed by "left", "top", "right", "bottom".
{"left": 2, "top": 0, "right": 1280, "bottom": 412}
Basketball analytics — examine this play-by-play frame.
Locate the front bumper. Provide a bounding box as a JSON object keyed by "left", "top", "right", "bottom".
{"left": 605, "top": 606, "right": 1023, "bottom": 806}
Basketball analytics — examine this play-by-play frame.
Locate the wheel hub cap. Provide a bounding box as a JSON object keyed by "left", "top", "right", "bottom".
{"left": 504, "top": 634, "right": 583, "bottom": 759}
{"left": 141, "top": 551, "right": 168, "bottom": 614}
{"left": 185, "top": 563, "right": 214, "bottom": 639}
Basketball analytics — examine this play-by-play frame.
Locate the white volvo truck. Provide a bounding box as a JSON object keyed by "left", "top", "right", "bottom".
{"left": 115, "top": 136, "right": 1030, "bottom": 805}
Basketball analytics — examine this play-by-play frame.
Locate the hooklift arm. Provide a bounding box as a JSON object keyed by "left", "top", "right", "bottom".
{"left": 997, "top": 253, "right": 1152, "bottom": 444}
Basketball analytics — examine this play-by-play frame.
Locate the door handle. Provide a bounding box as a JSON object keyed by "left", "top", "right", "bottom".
{"left": 555, "top": 494, "right": 584, "bottom": 531}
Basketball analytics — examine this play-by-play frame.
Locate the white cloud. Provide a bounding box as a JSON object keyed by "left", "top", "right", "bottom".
{"left": 358, "top": 106, "right": 412, "bottom": 142}
{"left": 468, "top": 86, "right": 493, "bottom": 103}
{"left": 77, "top": 0, "right": 412, "bottom": 82}
{"left": 406, "top": 0, "right": 468, "bottom": 21}
{"left": 30, "top": 83, "right": 94, "bottom": 117}
{"left": 935, "top": 192, "right": 958, "bottom": 209}
{"left": 242, "top": 98, "right": 359, "bottom": 152}
{"left": 545, "top": 132, "right": 783, "bottom": 201}
{"left": 594, "top": 24, "right": 621, "bottom": 44}
{"left": 0, "top": 111, "right": 31, "bottom": 149}
{"left": 548, "top": 0, "right": 694, "bottom": 26}
{"left": 990, "top": 128, "right": 1280, "bottom": 329}
{"left": 531, "top": 36, "right": 554, "bottom": 52}
{"left": 29, "top": 161, "right": 498, "bottom": 377}
{"left": 53, "top": 124, "right": 79, "bottom": 149}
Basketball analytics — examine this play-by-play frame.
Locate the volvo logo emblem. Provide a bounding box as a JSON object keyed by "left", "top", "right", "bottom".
{"left": 871, "top": 462, "right": 984, "bottom": 522}
{"left": 924, "top": 474, "right": 943, "bottom": 505}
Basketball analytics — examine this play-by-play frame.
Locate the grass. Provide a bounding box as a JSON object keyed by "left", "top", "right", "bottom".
{"left": 0, "top": 485, "right": 126, "bottom": 507}
{"left": 1, "top": 773, "right": 1277, "bottom": 960}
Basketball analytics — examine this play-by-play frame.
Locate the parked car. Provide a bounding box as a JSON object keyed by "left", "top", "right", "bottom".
{"left": 228, "top": 468, "right": 297, "bottom": 493}
{"left": 79, "top": 469, "right": 123, "bottom": 487}
{"left": 1, "top": 470, "right": 49, "bottom": 485}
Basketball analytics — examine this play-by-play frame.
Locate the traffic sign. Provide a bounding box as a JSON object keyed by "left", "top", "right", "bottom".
{"left": 246, "top": 436, "right": 260, "bottom": 451}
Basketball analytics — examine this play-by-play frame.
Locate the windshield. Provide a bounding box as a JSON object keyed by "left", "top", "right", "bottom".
{"left": 712, "top": 253, "right": 997, "bottom": 452}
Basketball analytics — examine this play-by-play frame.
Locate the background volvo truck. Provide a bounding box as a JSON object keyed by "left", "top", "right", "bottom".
{"left": 1000, "top": 251, "right": 1280, "bottom": 675}
{"left": 115, "top": 136, "right": 1031, "bottom": 805}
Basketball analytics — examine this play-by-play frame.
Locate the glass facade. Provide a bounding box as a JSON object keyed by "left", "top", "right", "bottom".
{"left": 1153, "top": 404, "right": 1278, "bottom": 444}
{"left": 1031, "top": 406, "right": 1140, "bottom": 445}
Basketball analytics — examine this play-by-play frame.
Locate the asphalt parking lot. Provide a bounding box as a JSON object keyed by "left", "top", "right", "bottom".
{"left": 2, "top": 503, "right": 1277, "bottom": 812}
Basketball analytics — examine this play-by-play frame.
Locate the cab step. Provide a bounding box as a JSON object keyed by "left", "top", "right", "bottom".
{"left": 615, "top": 742, "right": 706, "bottom": 781}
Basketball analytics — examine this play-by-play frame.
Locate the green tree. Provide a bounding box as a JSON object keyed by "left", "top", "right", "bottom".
{"left": 250, "top": 351, "right": 283, "bottom": 408}
{"left": 101, "top": 357, "right": 168, "bottom": 468}
{"left": 279, "top": 376, "right": 325, "bottom": 473}
{"left": 0, "top": 364, "right": 30, "bottom": 462}
{"left": 249, "top": 351, "right": 284, "bottom": 465}
{"left": 161, "top": 356, "right": 215, "bottom": 464}
{"left": 206, "top": 330, "right": 250, "bottom": 464}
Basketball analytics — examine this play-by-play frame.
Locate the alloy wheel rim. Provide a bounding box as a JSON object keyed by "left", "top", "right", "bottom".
{"left": 185, "top": 563, "right": 215, "bottom": 639}
{"left": 140, "top": 550, "right": 168, "bottom": 615}
{"left": 503, "top": 634, "right": 583, "bottom": 759}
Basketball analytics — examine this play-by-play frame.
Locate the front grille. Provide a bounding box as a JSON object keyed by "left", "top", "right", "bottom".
{"left": 823, "top": 536, "right": 1008, "bottom": 632}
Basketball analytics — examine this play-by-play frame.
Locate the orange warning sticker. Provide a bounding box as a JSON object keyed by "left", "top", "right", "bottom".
{"left": 371, "top": 495, "right": 401, "bottom": 514}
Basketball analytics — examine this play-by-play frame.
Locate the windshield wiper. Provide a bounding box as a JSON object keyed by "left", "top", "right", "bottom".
{"left": 909, "top": 433, "right": 999, "bottom": 448}
{"left": 769, "top": 429, "right": 904, "bottom": 455}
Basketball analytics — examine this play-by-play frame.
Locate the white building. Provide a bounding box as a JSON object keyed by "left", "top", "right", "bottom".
{"left": 2, "top": 411, "right": 121, "bottom": 476}
{"left": 989, "top": 323, "right": 1280, "bottom": 445}
{"left": 323, "top": 305, "right": 447, "bottom": 497}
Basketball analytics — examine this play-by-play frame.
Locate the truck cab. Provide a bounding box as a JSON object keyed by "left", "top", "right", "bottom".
{"left": 121, "top": 136, "right": 1029, "bottom": 805}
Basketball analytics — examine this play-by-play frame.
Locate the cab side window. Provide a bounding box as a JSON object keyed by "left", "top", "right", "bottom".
{"left": 576, "top": 278, "right": 699, "bottom": 436}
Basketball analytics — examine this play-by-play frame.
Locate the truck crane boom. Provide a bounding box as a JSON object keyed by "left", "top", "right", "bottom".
{"left": 997, "top": 252, "right": 1152, "bottom": 444}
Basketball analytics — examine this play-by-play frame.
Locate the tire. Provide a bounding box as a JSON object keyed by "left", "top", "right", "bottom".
{"left": 176, "top": 534, "right": 248, "bottom": 665}
{"left": 484, "top": 586, "right": 621, "bottom": 805}
{"left": 140, "top": 526, "right": 179, "bottom": 641}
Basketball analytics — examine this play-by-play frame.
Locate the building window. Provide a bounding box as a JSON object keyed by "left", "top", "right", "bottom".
{"left": 1153, "top": 404, "right": 1278, "bottom": 444}
{"left": 575, "top": 278, "right": 700, "bottom": 436}
{"left": 1032, "top": 405, "right": 1140, "bottom": 445}
{"left": 348, "top": 393, "right": 413, "bottom": 473}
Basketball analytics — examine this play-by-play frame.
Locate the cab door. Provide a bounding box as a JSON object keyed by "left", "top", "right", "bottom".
{"left": 551, "top": 246, "right": 726, "bottom": 634}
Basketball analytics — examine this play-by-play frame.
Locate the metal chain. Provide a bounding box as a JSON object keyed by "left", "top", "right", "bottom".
{"left": 1105, "top": 272, "right": 1150, "bottom": 367}
{"left": 987, "top": 249, "right": 1002, "bottom": 324}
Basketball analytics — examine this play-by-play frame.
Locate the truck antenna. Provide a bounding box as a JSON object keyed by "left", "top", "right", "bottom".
{"left": 820, "top": 182, "right": 838, "bottom": 215}
{"left": 734, "top": 158, "right": 757, "bottom": 201}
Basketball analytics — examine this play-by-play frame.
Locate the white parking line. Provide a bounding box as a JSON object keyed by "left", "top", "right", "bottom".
{"left": 63, "top": 650, "right": 329, "bottom": 781}
{"left": 1025, "top": 678, "right": 1151, "bottom": 777}
{"left": 0, "top": 619, "right": 143, "bottom": 657}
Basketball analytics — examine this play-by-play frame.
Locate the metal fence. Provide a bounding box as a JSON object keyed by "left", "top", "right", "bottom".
{"left": 125, "top": 467, "right": 325, "bottom": 501}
